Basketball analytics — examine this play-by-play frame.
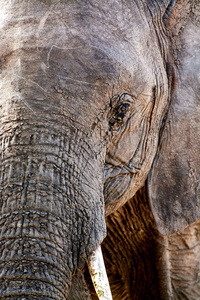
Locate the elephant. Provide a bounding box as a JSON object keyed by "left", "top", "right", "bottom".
{"left": 0, "top": 0, "right": 199, "bottom": 299}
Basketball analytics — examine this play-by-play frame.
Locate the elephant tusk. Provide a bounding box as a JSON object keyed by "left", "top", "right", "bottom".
{"left": 87, "top": 245, "right": 113, "bottom": 300}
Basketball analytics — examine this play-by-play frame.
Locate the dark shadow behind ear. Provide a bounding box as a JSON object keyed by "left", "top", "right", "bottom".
{"left": 147, "top": 1, "right": 200, "bottom": 235}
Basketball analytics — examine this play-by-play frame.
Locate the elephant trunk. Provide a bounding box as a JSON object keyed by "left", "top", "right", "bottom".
{"left": 0, "top": 211, "right": 71, "bottom": 299}
{"left": 0, "top": 121, "right": 106, "bottom": 298}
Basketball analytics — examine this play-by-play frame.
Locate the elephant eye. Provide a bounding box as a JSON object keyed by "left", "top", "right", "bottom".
{"left": 109, "top": 101, "right": 130, "bottom": 129}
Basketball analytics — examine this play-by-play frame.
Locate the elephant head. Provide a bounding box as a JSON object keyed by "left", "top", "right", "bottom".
{"left": 0, "top": 0, "right": 199, "bottom": 299}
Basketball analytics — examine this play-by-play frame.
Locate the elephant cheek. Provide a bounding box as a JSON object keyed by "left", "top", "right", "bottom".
{"left": 104, "top": 174, "right": 131, "bottom": 215}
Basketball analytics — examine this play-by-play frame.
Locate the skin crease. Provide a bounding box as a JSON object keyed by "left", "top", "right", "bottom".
{"left": 0, "top": 0, "right": 199, "bottom": 300}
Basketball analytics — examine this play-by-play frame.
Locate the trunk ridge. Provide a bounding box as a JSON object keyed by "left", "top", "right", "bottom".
{"left": 0, "top": 210, "right": 72, "bottom": 299}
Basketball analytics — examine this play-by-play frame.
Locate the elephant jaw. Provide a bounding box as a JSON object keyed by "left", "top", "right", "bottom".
{"left": 87, "top": 245, "right": 113, "bottom": 300}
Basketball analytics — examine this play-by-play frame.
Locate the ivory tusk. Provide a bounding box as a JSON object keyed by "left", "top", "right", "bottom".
{"left": 87, "top": 245, "right": 113, "bottom": 300}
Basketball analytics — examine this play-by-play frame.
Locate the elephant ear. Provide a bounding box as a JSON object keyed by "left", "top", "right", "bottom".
{"left": 147, "top": 1, "right": 200, "bottom": 235}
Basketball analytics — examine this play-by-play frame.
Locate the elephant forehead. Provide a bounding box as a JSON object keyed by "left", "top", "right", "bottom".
{"left": 45, "top": 43, "right": 156, "bottom": 98}
{"left": 58, "top": 1, "right": 159, "bottom": 93}
{"left": 2, "top": 0, "right": 159, "bottom": 82}
{"left": 1, "top": 0, "right": 164, "bottom": 124}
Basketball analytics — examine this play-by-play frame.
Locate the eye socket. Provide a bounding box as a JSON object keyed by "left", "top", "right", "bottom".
{"left": 109, "top": 102, "right": 130, "bottom": 125}
{"left": 108, "top": 93, "right": 135, "bottom": 131}
{"left": 109, "top": 101, "right": 131, "bottom": 130}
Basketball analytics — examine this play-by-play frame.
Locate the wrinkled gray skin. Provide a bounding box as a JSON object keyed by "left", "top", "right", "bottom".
{"left": 0, "top": 0, "right": 199, "bottom": 299}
